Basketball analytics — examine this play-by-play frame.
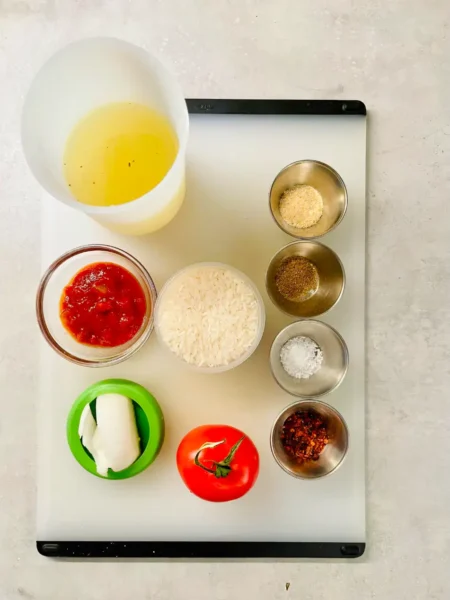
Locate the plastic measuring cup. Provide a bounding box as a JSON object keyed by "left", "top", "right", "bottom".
{"left": 22, "top": 37, "right": 189, "bottom": 235}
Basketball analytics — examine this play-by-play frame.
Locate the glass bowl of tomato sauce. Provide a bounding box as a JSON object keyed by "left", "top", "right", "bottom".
{"left": 36, "top": 244, "right": 156, "bottom": 367}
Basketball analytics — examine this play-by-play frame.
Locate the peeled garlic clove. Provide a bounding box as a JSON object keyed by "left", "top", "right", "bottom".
{"left": 91, "top": 441, "right": 110, "bottom": 477}
{"left": 78, "top": 404, "right": 97, "bottom": 457}
{"left": 94, "top": 393, "right": 140, "bottom": 473}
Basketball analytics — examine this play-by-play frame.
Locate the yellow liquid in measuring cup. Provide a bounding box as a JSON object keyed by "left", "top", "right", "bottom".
{"left": 63, "top": 102, "right": 178, "bottom": 206}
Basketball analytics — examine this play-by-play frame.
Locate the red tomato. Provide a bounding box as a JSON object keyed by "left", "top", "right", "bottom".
{"left": 176, "top": 425, "right": 259, "bottom": 502}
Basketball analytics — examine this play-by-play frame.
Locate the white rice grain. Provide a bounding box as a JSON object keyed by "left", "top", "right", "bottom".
{"left": 157, "top": 265, "right": 261, "bottom": 367}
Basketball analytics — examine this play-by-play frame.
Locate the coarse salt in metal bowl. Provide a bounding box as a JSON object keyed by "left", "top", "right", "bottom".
{"left": 269, "top": 320, "right": 349, "bottom": 398}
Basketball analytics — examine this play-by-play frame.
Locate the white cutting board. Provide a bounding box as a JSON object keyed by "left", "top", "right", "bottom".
{"left": 38, "top": 112, "right": 366, "bottom": 544}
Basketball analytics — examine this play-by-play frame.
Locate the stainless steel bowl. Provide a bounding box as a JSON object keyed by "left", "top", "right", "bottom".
{"left": 269, "top": 160, "right": 348, "bottom": 239}
{"left": 270, "top": 399, "right": 349, "bottom": 479}
{"left": 270, "top": 320, "right": 348, "bottom": 398}
{"left": 266, "top": 240, "right": 345, "bottom": 318}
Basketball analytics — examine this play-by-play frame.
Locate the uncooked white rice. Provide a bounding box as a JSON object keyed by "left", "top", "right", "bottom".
{"left": 157, "top": 265, "right": 261, "bottom": 368}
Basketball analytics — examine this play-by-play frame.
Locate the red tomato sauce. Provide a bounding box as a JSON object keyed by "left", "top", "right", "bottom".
{"left": 60, "top": 262, "right": 147, "bottom": 347}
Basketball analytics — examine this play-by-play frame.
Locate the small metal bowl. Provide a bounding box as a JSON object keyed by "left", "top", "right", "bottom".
{"left": 269, "top": 160, "right": 348, "bottom": 239}
{"left": 270, "top": 320, "right": 348, "bottom": 398}
{"left": 266, "top": 240, "right": 345, "bottom": 318}
{"left": 270, "top": 399, "right": 349, "bottom": 479}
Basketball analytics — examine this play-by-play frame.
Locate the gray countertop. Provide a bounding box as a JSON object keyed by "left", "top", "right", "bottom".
{"left": 1, "top": 1, "right": 449, "bottom": 599}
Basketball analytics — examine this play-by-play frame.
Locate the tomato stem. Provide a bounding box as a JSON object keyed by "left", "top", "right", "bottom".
{"left": 194, "top": 436, "right": 246, "bottom": 478}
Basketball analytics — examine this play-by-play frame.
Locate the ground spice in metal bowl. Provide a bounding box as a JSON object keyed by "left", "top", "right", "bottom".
{"left": 281, "top": 410, "right": 329, "bottom": 464}
{"left": 274, "top": 255, "right": 319, "bottom": 302}
{"left": 279, "top": 184, "right": 324, "bottom": 229}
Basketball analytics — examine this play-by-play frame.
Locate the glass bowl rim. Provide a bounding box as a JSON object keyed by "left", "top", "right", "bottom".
{"left": 36, "top": 243, "right": 157, "bottom": 367}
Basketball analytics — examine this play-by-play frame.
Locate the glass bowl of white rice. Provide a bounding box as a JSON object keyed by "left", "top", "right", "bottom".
{"left": 154, "top": 262, "right": 266, "bottom": 373}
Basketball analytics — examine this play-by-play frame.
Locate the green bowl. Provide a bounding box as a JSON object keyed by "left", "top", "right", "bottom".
{"left": 67, "top": 379, "right": 165, "bottom": 480}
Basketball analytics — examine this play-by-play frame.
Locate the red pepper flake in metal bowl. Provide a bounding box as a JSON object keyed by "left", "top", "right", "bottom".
{"left": 280, "top": 410, "right": 329, "bottom": 464}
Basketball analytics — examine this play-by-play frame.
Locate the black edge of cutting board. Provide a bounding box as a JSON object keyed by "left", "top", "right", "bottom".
{"left": 39, "top": 98, "right": 366, "bottom": 559}
{"left": 186, "top": 98, "right": 366, "bottom": 115}
{"left": 37, "top": 541, "right": 365, "bottom": 559}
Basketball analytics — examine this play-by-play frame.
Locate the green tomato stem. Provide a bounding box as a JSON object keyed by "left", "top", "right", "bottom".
{"left": 194, "top": 436, "right": 246, "bottom": 478}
